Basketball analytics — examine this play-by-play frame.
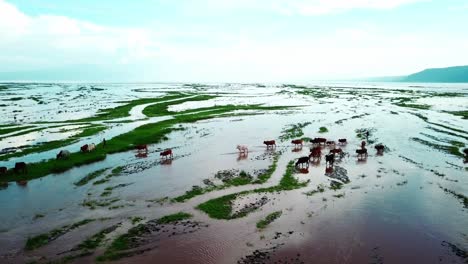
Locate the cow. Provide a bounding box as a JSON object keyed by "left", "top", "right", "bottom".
{"left": 326, "top": 141, "right": 335, "bottom": 147}
{"left": 291, "top": 139, "right": 303, "bottom": 147}
{"left": 136, "top": 144, "right": 148, "bottom": 153}
{"left": 338, "top": 138, "right": 347, "bottom": 145}
{"left": 160, "top": 149, "right": 173, "bottom": 159}
{"left": 16, "top": 180, "right": 28, "bottom": 186}
{"left": 311, "top": 138, "right": 327, "bottom": 146}
{"left": 263, "top": 140, "right": 276, "bottom": 149}
{"left": 14, "top": 162, "right": 27, "bottom": 174}
{"left": 80, "top": 144, "right": 89, "bottom": 152}
{"left": 375, "top": 144, "right": 385, "bottom": 155}
{"left": 309, "top": 146, "right": 321, "bottom": 162}
{"left": 88, "top": 143, "right": 96, "bottom": 152}
{"left": 295, "top": 156, "right": 310, "bottom": 169}
{"left": 361, "top": 141, "right": 366, "bottom": 149}
{"left": 464, "top": 148, "right": 468, "bottom": 163}
{"left": 0, "top": 166, "right": 7, "bottom": 175}
{"left": 56, "top": 150, "right": 70, "bottom": 160}
{"left": 237, "top": 145, "right": 248, "bottom": 154}
{"left": 356, "top": 148, "right": 368, "bottom": 160}
{"left": 325, "top": 153, "right": 335, "bottom": 168}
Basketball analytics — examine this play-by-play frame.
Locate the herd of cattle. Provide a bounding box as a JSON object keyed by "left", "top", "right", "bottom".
{"left": 1, "top": 137, "right": 467, "bottom": 182}
{"left": 237, "top": 137, "right": 388, "bottom": 171}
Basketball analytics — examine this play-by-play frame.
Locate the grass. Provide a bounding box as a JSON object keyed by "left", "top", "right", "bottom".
{"left": 0, "top": 124, "right": 107, "bottom": 161}
{"left": 141, "top": 95, "right": 217, "bottom": 117}
{"left": 173, "top": 154, "right": 279, "bottom": 203}
{"left": 444, "top": 110, "right": 468, "bottom": 119}
{"left": 197, "top": 161, "right": 309, "bottom": 219}
{"left": 63, "top": 92, "right": 190, "bottom": 122}
{"left": 25, "top": 219, "right": 94, "bottom": 250}
{"left": 156, "top": 212, "right": 192, "bottom": 224}
{"left": 0, "top": 125, "right": 35, "bottom": 136}
{"left": 76, "top": 224, "right": 120, "bottom": 250}
{"left": 279, "top": 122, "right": 311, "bottom": 141}
{"left": 2, "top": 104, "right": 292, "bottom": 182}
{"left": 440, "top": 186, "right": 468, "bottom": 208}
{"left": 82, "top": 198, "right": 120, "bottom": 210}
{"left": 318, "top": 126, "right": 328, "bottom": 133}
{"left": 394, "top": 102, "right": 431, "bottom": 110}
{"left": 256, "top": 211, "right": 282, "bottom": 229}
{"left": 74, "top": 168, "right": 109, "bottom": 186}
{"left": 412, "top": 137, "right": 465, "bottom": 157}
{"left": 304, "top": 184, "right": 326, "bottom": 196}
{"left": 98, "top": 212, "right": 192, "bottom": 261}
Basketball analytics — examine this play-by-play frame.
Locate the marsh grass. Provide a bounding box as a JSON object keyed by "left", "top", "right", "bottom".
{"left": 74, "top": 168, "right": 109, "bottom": 186}
{"left": 256, "top": 211, "right": 282, "bottom": 229}
{"left": 98, "top": 212, "right": 192, "bottom": 261}
{"left": 197, "top": 161, "right": 309, "bottom": 219}
{"left": 25, "top": 219, "right": 95, "bottom": 250}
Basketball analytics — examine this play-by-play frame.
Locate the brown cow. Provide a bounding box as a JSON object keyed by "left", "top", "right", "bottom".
{"left": 291, "top": 139, "right": 303, "bottom": 147}
{"left": 356, "top": 148, "right": 368, "bottom": 160}
{"left": 325, "top": 153, "right": 335, "bottom": 168}
{"left": 14, "top": 162, "right": 27, "bottom": 174}
{"left": 375, "top": 144, "right": 385, "bottom": 155}
{"left": 80, "top": 144, "right": 89, "bottom": 152}
{"left": 295, "top": 156, "right": 309, "bottom": 169}
{"left": 160, "top": 149, "right": 173, "bottom": 159}
{"left": 263, "top": 140, "right": 276, "bottom": 149}
{"left": 309, "top": 146, "right": 321, "bottom": 162}
{"left": 311, "top": 138, "right": 327, "bottom": 146}
{"left": 0, "top": 166, "right": 7, "bottom": 175}
{"left": 338, "top": 138, "right": 347, "bottom": 145}
{"left": 136, "top": 144, "right": 148, "bottom": 153}
{"left": 326, "top": 140, "right": 335, "bottom": 147}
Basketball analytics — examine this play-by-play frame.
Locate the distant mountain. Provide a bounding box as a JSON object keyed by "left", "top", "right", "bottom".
{"left": 401, "top": 65, "right": 468, "bottom": 83}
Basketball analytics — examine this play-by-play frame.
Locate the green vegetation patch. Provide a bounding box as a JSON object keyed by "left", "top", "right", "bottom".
{"left": 0, "top": 124, "right": 107, "bottom": 161}
{"left": 279, "top": 122, "right": 311, "bottom": 141}
{"left": 99, "top": 212, "right": 192, "bottom": 261}
{"left": 25, "top": 219, "right": 94, "bottom": 250}
{"left": 76, "top": 224, "right": 120, "bottom": 251}
{"left": 318, "top": 126, "right": 328, "bottom": 133}
{"left": 197, "top": 161, "right": 309, "bottom": 219}
{"left": 0, "top": 125, "right": 35, "bottom": 136}
{"left": 74, "top": 168, "right": 109, "bottom": 186}
{"left": 256, "top": 211, "right": 282, "bottom": 229}
{"left": 412, "top": 137, "right": 465, "bottom": 157}
{"left": 444, "top": 110, "right": 468, "bottom": 119}
{"left": 142, "top": 95, "right": 217, "bottom": 117}
{"left": 173, "top": 154, "right": 279, "bottom": 203}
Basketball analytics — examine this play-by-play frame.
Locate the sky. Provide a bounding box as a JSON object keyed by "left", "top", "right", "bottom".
{"left": 0, "top": 0, "right": 467, "bottom": 82}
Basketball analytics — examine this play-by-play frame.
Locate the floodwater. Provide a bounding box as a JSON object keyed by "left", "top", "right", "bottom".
{"left": 0, "top": 82, "right": 467, "bottom": 264}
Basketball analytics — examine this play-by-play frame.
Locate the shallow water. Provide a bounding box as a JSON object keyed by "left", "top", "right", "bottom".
{"left": 0, "top": 82, "right": 467, "bottom": 263}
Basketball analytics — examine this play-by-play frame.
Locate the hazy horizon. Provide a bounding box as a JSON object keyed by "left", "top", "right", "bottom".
{"left": 1, "top": 0, "right": 468, "bottom": 82}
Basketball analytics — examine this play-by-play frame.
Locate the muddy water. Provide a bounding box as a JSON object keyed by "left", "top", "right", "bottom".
{"left": 0, "top": 82, "right": 467, "bottom": 263}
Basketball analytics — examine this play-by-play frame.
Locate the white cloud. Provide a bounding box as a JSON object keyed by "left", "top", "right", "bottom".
{"left": 0, "top": 0, "right": 159, "bottom": 71}
{"left": 186, "top": 0, "right": 427, "bottom": 16}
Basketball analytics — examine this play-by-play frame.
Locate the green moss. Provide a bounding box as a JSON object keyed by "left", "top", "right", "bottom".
{"left": 74, "top": 168, "right": 109, "bottom": 186}
{"left": 394, "top": 102, "right": 431, "bottom": 110}
{"left": 25, "top": 219, "right": 94, "bottom": 250}
{"left": 256, "top": 211, "right": 282, "bottom": 229}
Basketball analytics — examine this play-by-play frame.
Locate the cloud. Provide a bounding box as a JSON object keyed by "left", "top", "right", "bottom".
{"left": 185, "top": 0, "right": 427, "bottom": 16}
{"left": 0, "top": 0, "right": 159, "bottom": 71}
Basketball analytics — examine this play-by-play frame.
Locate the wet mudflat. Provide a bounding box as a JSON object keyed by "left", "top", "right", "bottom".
{"left": 0, "top": 82, "right": 467, "bottom": 264}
